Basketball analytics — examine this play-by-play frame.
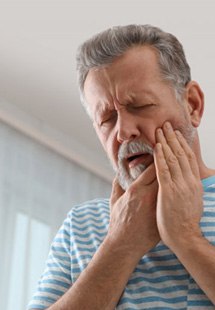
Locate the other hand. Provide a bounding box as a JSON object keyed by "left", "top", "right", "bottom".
{"left": 153, "top": 121, "right": 203, "bottom": 252}
{"left": 108, "top": 163, "right": 160, "bottom": 259}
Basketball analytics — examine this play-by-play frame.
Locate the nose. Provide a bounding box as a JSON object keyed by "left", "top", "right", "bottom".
{"left": 116, "top": 110, "right": 141, "bottom": 143}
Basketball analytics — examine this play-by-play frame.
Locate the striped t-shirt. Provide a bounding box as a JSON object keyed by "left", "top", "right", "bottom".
{"left": 28, "top": 175, "right": 215, "bottom": 309}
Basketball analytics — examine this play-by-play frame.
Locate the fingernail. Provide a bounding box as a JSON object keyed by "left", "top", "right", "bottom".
{"left": 165, "top": 122, "right": 171, "bottom": 129}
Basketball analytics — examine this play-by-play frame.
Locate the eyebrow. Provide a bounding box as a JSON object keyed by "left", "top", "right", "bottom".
{"left": 130, "top": 90, "right": 158, "bottom": 102}
{"left": 94, "top": 90, "right": 159, "bottom": 123}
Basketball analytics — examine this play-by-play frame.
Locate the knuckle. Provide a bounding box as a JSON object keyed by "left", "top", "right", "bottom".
{"left": 160, "top": 165, "right": 170, "bottom": 177}
{"left": 166, "top": 136, "right": 175, "bottom": 143}
{"left": 175, "top": 148, "right": 185, "bottom": 157}
{"left": 187, "top": 150, "right": 195, "bottom": 161}
{"left": 167, "top": 154, "right": 177, "bottom": 164}
{"left": 182, "top": 179, "right": 203, "bottom": 197}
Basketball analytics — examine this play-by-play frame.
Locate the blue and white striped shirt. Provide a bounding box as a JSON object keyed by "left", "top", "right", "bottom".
{"left": 28, "top": 175, "right": 215, "bottom": 309}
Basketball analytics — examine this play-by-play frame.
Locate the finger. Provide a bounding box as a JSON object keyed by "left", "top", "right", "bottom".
{"left": 175, "top": 130, "right": 201, "bottom": 179}
{"left": 162, "top": 122, "right": 193, "bottom": 178}
{"left": 156, "top": 128, "right": 183, "bottom": 181}
{"left": 153, "top": 143, "right": 171, "bottom": 185}
{"left": 132, "top": 162, "right": 157, "bottom": 187}
{"left": 110, "top": 177, "right": 124, "bottom": 207}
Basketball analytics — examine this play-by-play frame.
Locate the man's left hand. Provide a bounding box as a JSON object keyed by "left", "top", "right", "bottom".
{"left": 153, "top": 121, "right": 204, "bottom": 251}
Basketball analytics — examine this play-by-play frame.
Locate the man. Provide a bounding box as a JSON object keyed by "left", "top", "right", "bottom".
{"left": 28, "top": 25, "right": 215, "bottom": 309}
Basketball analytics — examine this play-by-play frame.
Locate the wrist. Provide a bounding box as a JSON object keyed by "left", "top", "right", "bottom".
{"left": 168, "top": 228, "right": 206, "bottom": 257}
{"left": 103, "top": 235, "right": 143, "bottom": 264}
{"left": 104, "top": 232, "right": 160, "bottom": 264}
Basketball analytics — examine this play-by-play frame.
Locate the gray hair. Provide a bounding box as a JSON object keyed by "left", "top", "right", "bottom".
{"left": 76, "top": 24, "right": 191, "bottom": 114}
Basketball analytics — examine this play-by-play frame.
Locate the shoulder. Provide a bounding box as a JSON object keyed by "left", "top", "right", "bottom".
{"left": 61, "top": 198, "right": 110, "bottom": 246}
{"left": 51, "top": 198, "right": 110, "bottom": 254}
{"left": 67, "top": 198, "right": 110, "bottom": 218}
{"left": 63, "top": 198, "right": 110, "bottom": 229}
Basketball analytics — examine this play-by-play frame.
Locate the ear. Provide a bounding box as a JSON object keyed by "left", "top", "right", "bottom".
{"left": 184, "top": 81, "right": 204, "bottom": 128}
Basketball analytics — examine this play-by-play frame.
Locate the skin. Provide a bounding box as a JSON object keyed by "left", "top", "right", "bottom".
{"left": 85, "top": 46, "right": 199, "bottom": 170}
{"left": 39, "top": 45, "right": 215, "bottom": 310}
{"left": 84, "top": 45, "right": 215, "bottom": 303}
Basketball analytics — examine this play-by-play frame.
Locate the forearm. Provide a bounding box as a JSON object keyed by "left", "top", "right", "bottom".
{"left": 48, "top": 237, "right": 142, "bottom": 310}
{"left": 173, "top": 235, "right": 215, "bottom": 305}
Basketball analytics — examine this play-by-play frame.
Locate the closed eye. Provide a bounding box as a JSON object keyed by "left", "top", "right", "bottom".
{"left": 100, "top": 112, "right": 117, "bottom": 127}
{"left": 134, "top": 104, "right": 154, "bottom": 109}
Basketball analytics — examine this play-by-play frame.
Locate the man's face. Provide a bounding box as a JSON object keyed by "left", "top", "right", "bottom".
{"left": 84, "top": 46, "right": 196, "bottom": 190}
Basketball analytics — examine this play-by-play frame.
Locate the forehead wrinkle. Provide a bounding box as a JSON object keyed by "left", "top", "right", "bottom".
{"left": 133, "top": 89, "right": 159, "bottom": 102}
{"left": 116, "top": 88, "right": 159, "bottom": 106}
{"left": 114, "top": 75, "right": 161, "bottom": 106}
{"left": 102, "top": 66, "right": 117, "bottom": 97}
{"left": 94, "top": 67, "right": 130, "bottom": 113}
{"left": 85, "top": 67, "right": 116, "bottom": 122}
{"left": 101, "top": 63, "right": 134, "bottom": 107}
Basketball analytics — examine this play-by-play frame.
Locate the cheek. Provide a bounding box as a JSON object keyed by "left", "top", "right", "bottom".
{"left": 94, "top": 125, "right": 119, "bottom": 163}
{"left": 152, "top": 110, "right": 181, "bottom": 137}
{"left": 105, "top": 133, "right": 119, "bottom": 166}
{"left": 93, "top": 123, "right": 107, "bottom": 151}
{"left": 140, "top": 121, "right": 160, "bottom": 147}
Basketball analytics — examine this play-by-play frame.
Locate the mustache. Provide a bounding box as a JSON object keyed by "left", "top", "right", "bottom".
{"left": 118, "top": 141, "right": 154, "bottom": 160}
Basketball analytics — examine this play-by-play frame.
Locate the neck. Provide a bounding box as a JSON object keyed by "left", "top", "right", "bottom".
{"left": 192, "top": 133, "right": 215, "bottom": 179}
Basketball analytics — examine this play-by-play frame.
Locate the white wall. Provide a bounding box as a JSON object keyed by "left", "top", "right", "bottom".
{"left": 0, "top": 120, "right": 111, "bottom": 310}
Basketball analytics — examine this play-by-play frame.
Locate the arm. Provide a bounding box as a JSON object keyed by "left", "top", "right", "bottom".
{"left": 47, "top": 236, "right": 146, "bottom": 310}
{"left": 171, "top": 234, "right": 215, "bottom": 305}
{"left": 154, "top": 121, "right": 215, "bottom": 305}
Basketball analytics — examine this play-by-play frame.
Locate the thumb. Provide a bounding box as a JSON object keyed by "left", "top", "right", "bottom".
{"left": 131, "top": 162, "right": 156, "bottom": 189}
{"left": 110, "top": 177, "right": 124, "bottom": 207}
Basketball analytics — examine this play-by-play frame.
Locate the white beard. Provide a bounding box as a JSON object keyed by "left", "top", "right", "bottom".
{"left": 111, "top": 122, "right": 196, "bottom": 191}
{"left": 117, "top": 141, "right": 154, "bottom": 190}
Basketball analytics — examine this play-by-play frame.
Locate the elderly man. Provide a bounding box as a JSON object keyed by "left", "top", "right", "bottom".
{"left": 28, "top": 25, "right": 215, "bottom": 309}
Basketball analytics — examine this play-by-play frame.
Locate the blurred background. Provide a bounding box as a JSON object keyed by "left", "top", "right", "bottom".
{"left": 0, "top": 0, "right": 215, "bottom": 309}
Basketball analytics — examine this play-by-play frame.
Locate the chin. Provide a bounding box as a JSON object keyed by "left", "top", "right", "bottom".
{"left": 117, "top": 163, "right": 148, "bottom": 191}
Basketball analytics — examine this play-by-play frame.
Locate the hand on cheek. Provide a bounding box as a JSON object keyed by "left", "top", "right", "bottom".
{"left": 153, "top": 121, "right": 203, "bottom": 251}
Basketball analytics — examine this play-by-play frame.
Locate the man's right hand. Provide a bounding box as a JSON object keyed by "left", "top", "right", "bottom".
{"left": 107, "top": 163, "right": 160, "bottom": 260}
{"left": 47, "top": 163, "right": 160, "bottom": 310}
